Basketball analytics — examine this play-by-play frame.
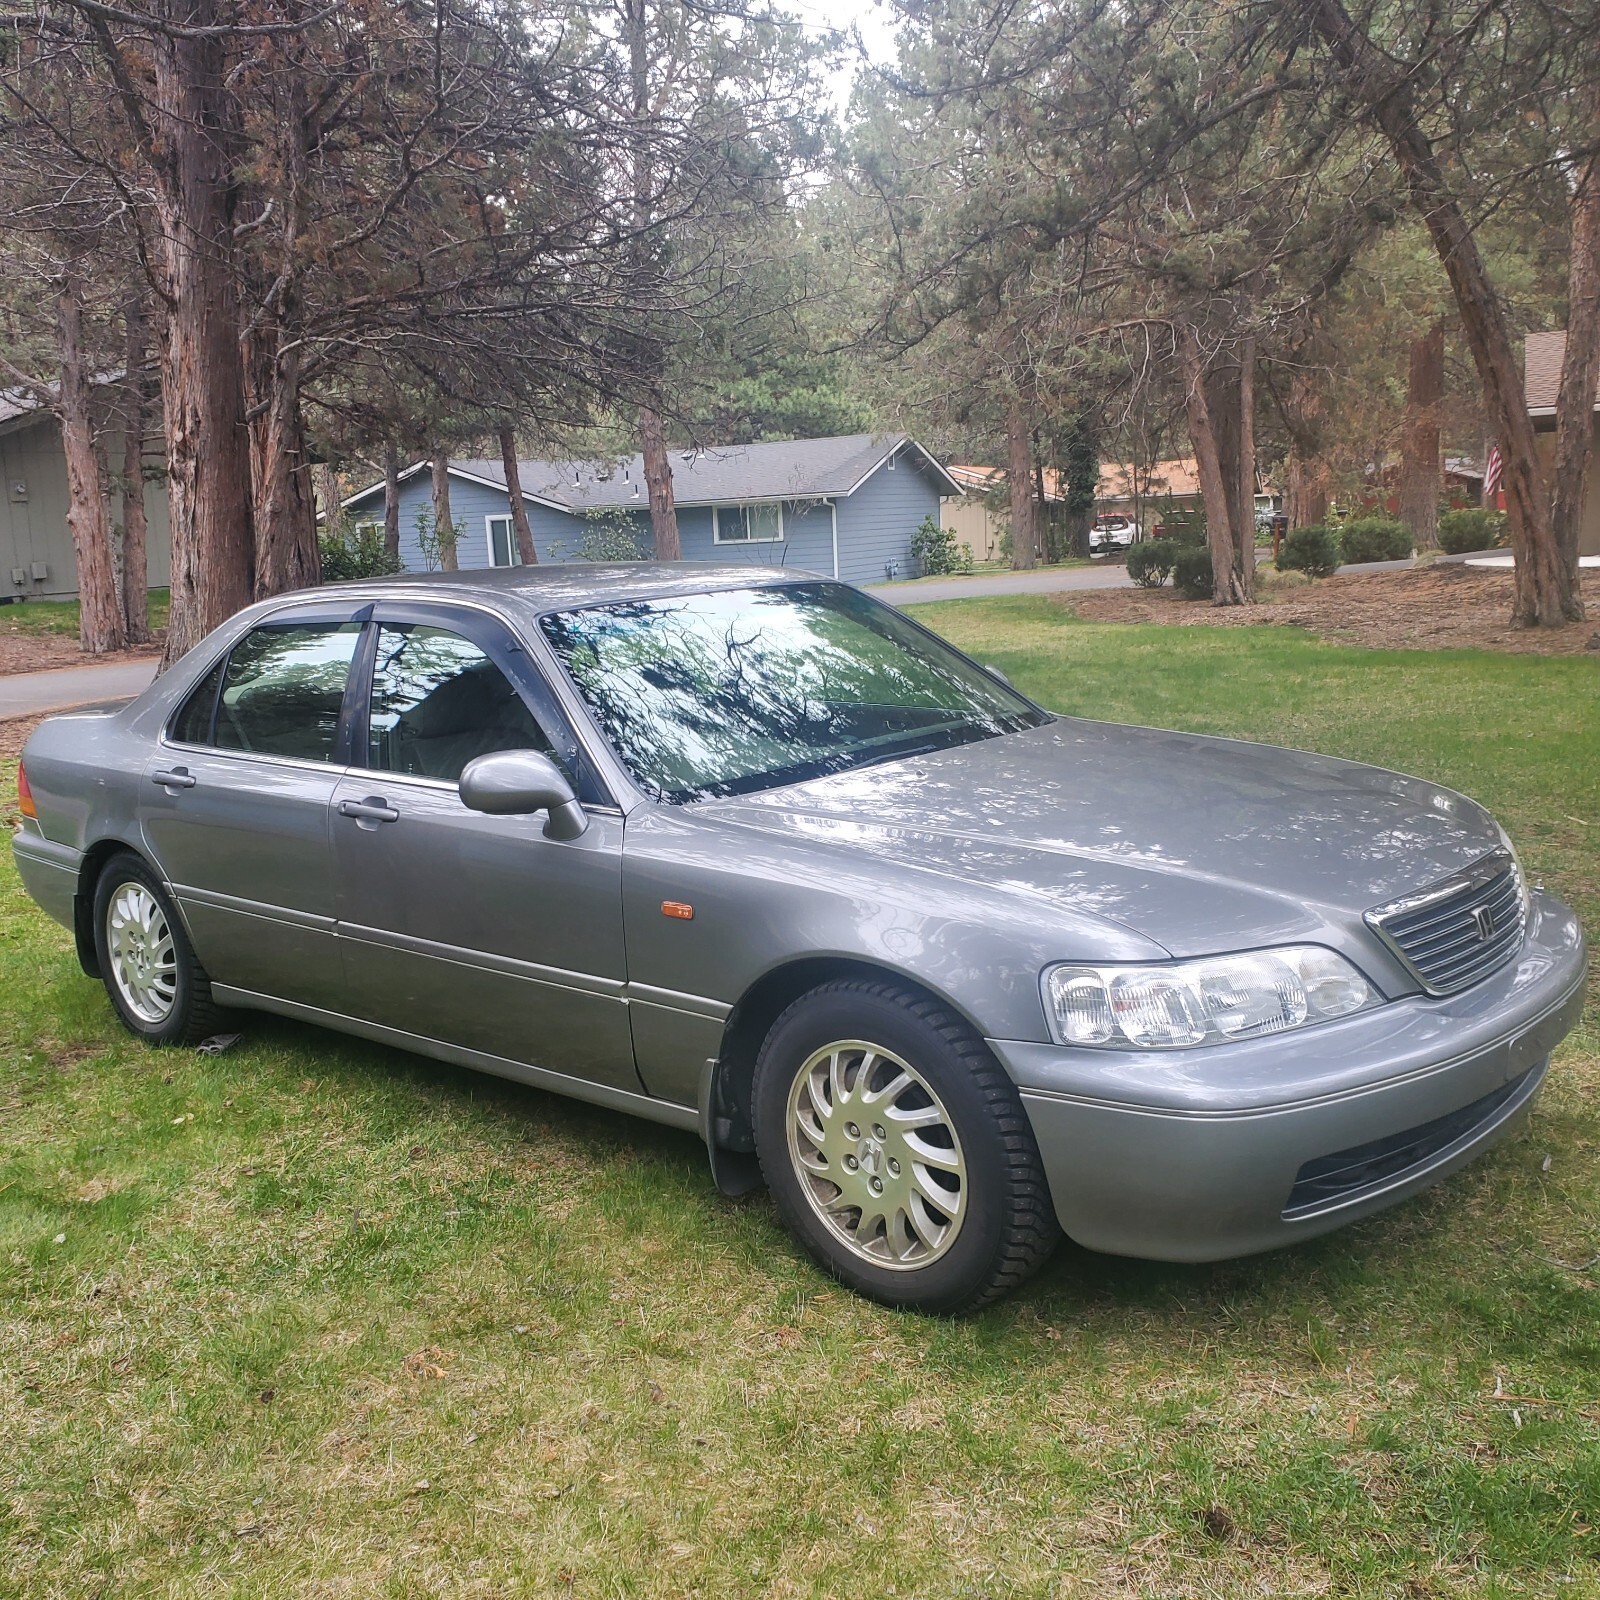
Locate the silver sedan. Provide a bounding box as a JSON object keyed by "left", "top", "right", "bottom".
{"left": 12, "top": 566, "right": 1586, "bottom": 1311}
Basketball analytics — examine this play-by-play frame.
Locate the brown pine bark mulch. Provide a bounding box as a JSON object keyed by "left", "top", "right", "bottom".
{"left": 0, "top": 631, "right": 162, "bottom": 677}
{"left": 1063, "top": 563, "right": 1600, "bottom": 655}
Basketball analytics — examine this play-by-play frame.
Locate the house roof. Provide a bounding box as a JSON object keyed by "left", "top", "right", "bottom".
{"left": 347, "top": 432, "right": 962, "bottom": 514}
{"left": 1525, "top": 330, "right": 1600, "bottom": 416}
{"left": 1097, "top": 457, "right": 1205, "bottom": 500}
{"left": 948, "top": 456, "right": 1209, "bottom": 503}
{"left": 947, "top": 463, "right": 1066, "bottom": 501}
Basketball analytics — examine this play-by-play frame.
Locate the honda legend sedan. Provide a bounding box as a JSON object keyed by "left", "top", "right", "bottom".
{"left": 12, "top": 566, "right": 1587, "bottom": 1312}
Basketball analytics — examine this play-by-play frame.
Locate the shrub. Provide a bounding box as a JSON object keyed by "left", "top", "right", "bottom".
{"left": 548, "top": 507, "right": 648, "bottom": 562}
{"left": 319, "top": 521, "right": 401, "bottom": 582}
{"left": 1337, "top": 516, "right": 1412, "bottom": 564}
{"left": 1438, "top": 507, "right": 1509, "bottom": 555}
{"left": 911, "top": 513, "right": 973, "bottom": 575}
{"left": 1172, "top": 543, "right": 1214, "bottom": 599}
{"left": 1277, "top": 523, "right": 1342, "bottom": 578}
{"left": 1125, "top": 541, "right": 1176, "bottom": 588}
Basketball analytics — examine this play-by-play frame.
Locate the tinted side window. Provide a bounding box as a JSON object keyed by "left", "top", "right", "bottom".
{"left": 366, "top": 623, "right": 554, "bottom": 783}
{"left": 214, "top": 621, "right": 363, "bottom": 762}
{"left": 170, "top": 658, "right": 225, "bottom": 745}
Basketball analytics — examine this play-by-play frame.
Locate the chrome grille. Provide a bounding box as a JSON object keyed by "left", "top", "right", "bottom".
{"left": 1365, "top": 849, "right": 1527, "bottom": 996}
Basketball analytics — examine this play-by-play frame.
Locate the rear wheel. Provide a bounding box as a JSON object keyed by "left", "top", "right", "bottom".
{"left": 92, "top": 852, "right": 221, "bottom": 1045}
{"left": 752, "top": 978, "right": 1059, "bottom": 1313}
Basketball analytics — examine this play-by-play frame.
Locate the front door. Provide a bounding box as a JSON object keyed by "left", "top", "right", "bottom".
{"left": 332, "top": 606, "right": 639, "bottom": 1093}
{"left": 141, "top": 608, "right": 366, "bottom": 1012}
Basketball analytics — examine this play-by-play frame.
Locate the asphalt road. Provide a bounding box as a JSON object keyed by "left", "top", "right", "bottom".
{"left": 0, "top": 659, "right": 159, "bottom": 719}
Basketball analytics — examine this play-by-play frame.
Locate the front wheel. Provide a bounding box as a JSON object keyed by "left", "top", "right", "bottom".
{"left": 752, "top": 978, "right": 1059, "bottom": 1313}
{"left": 92, "top": 852, "right": 222, "bottom": 1045}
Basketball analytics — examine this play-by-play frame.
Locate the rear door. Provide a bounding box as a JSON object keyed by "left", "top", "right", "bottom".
{"left": 141, "top": 604, "right": 368, "bottom": 1012}
{"left": 330, "top": 601, "right": 640, "bottom": 1092}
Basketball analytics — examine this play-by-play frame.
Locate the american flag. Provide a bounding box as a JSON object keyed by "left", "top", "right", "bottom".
{"left": 1484, "top": 444, "right": 1503, "bottom": 498}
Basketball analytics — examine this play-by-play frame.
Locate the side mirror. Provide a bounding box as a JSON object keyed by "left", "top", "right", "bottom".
{"left": 985, "top": 664, "right": 1012, "bottom": 688}
{"left": 459, "top": 750, "right": 588, "bottom": 841}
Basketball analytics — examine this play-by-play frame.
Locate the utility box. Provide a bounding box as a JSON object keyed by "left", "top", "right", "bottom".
{"left": 10, "top": 568, "right": 26, "bottom": 587}
{"left": 30, "top": 562, "right": 48, "bottom": 582}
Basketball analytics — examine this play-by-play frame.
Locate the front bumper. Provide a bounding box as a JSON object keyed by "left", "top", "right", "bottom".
{"left": 992, "top": 889, "right": 1587, "bottom": 1262}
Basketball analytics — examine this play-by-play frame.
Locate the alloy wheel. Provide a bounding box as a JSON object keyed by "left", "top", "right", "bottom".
{"left": 106, "top": 882, "right": 178, "bottom": 1024}
{"left": 785, "top": 1038, "right": 967, "bottom": 1270}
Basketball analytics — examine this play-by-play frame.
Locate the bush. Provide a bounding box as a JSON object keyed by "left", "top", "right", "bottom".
{"left": 911, "top": 514, "right": 973, "bottom": 575}
{"left": 1438, "top": 507, "right": 1509, "bottom": 555}
{"left": 1172, "top": 543, "right": 1214, "bottom": 599}
{"left": 1125, "top": 541, "right": 1176, "bottom": 588}
{"left": 1277, "top": 523, "right": 1341, "bottom": 578}
{"left": 1334, "top": 516, "right": 1405, "bottom": 564}
{"left": 319, "top": 521, "right": 401, "bottom": 582}
{"left": 548, "top": 507, "right": 648, "bottom": 562}
{"left": 1337, "top": 516, "right": 1411, "bottom": 564}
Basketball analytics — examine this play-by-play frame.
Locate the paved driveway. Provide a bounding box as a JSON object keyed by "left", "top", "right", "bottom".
{"left": 0, "top": 659, "right": 159, "bottom": 719}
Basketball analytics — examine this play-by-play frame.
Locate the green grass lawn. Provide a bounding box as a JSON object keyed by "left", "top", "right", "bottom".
{"left": 0, "top": 589, "right": 169, "bottom": 639}
{"left": 2, "top": 598, "right": 1598, "bottom": 1598}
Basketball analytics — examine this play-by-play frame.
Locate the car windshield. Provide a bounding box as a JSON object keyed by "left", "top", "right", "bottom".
{"left": 540, "top": 581, "right": 1048, "bottom": 802}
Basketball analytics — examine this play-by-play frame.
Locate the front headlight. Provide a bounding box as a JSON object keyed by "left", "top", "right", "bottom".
{"left": 1043, "top": 946, "right": 1378, "bottom": 1050}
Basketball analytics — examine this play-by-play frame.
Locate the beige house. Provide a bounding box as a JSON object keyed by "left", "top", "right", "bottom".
{"left": 940, "top": 463, "right": 1061, "bottom": 560}
{"left": 1524, "top": 331, "right": 1600, "bottom": 556}
{"left": 0, "top": 390, "right": 170, "bottom": 603}
{"left": 940, "top": 456, "right": 1223, "bottom": 556}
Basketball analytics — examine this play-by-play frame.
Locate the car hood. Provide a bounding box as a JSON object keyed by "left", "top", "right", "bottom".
{"left": 704, "top": 718, "right": 1508, "bottom": 960}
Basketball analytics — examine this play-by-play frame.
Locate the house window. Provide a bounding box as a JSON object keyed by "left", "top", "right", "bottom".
{"left": 487, "top": 514, "right": 521, "bottom": 568}
{"left": 713, "top": 503, "right": 783, "bottom": 544}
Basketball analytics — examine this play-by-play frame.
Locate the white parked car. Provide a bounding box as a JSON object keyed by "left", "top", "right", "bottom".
{"left": 1090, "top": 516, "right": 1139, "bottom": 552}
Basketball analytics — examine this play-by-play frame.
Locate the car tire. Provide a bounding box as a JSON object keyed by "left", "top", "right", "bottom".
{"left": 92, "top": 851, "right": 223, "bottom": 1045}
{"left": 752, "top": 977, "right": 1059, "bottom": 1313}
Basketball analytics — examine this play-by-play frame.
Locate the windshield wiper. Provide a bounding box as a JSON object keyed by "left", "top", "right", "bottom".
{"left": 850, "top": 741, "right": 943, "bottom": 772}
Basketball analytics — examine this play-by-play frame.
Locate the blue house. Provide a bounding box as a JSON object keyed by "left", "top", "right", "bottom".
{"left": 340, "top": 433, "right": 961, "bottom": 585}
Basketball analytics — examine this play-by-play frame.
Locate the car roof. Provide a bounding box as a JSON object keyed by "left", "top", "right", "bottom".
{"left": 315, "top": 561, "right": 827, "bottom": 616}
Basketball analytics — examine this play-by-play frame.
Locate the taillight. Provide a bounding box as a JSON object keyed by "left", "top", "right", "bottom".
{"left": 17, "top": 762, "right": 37, "bottom": 819}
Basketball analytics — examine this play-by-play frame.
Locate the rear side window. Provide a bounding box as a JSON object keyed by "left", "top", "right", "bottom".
{"left": 170, "top": 659, "right": 225, "bottom": 745}
{"left": 212, "top": 621, "right": 363, "bottom": 762}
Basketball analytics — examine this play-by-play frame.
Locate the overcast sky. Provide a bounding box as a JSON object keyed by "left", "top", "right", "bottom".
{"left": 782, "top": 0, "right": 904, "bottom": 113}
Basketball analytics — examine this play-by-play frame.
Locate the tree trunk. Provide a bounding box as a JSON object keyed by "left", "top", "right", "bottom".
{"left": 1179, "top": 322, "right": 1248, "bottom": 605}
{"left": 639, "top": 403, "right": 681, "bottom": 560}
{"left": 58, "top": 273, "right": 126, "bottom": 655}
{"left": 383, "top": 446, "right": 402, "bottom": 567}
{"left": 249, "top": 340, "right": 319, "bottom": 597}
{"left": 1282, "top": 361, "right": 1330, "bottom": 527}
{"left": 1551, "top": 80, "right": 1600, "bottom": 579}
{"left": 1398, "top": 323, "right": 1445, "bottom": 550}
{"left": 1005, "top": 395, "right": 1036, "bottom": 570}
{"left": 431, "top": 451, "right": 458, "bottom": 571}
{"left": 152, "top": 0, "right": 256, "bottom": 666}
{"left": 1286, "top": 449, "right": 1329, "bottom": 529}
{"left": 246, "top": 63, "right": 318, "bottom": 602}
{"left": 499, "top": 422, "right": 538, "bottom": 564}
{"left": 1033, "top": 455, "right": 1051, "bottom": 562}
{"left": 120, "top": 291, "right": 150, "bottom": 644}
{"left": 1216, "top": 342, "right": 1254, "bottom": 601}
{"left": 1294, "top": 0, "right": 1578, "bottom": 625}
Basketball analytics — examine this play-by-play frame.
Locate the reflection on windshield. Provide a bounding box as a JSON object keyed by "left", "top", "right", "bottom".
{"left": 540, "top": 582, "right": 1047, "bottom": 801}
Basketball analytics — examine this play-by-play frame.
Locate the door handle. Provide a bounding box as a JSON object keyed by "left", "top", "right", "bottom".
{"left": 338, "top": 797, "right": 399, "bottom": 825}
{"left": 152, "top": 768, "right": 197, "bottom": 790}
